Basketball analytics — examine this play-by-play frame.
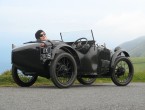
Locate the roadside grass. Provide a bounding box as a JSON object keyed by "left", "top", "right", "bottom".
{"left": 0, "top": 57, "right": 145, "bottom": 87}
{"left": 0, "top": 72, "right": 144, "bottom": 87}
{"left": 0, "top": 70, "right": 52, "bottom": 87}
{"left": 130, "top": 57, "right": 145, "bottom": 82}
{"left": 0, "top": 70, "right": 16, "bottom": 87}
{"left": 0, "top": 71, "right": 112, "bottom": 87}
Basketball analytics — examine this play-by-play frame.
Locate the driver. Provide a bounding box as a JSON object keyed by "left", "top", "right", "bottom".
{"left": 35, "top": 30, "right": 48, "bottom": 41}
{"left": 35, "top": 30, "right": 48, "bottom": 47}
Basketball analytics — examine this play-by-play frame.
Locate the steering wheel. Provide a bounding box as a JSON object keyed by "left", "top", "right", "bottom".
{"left": 72, "top": 38, "right": 88, "bottom": 50}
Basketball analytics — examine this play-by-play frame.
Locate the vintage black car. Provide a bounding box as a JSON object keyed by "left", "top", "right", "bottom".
{"left": 11, "top": 30, "right": 134, "bottom": 88}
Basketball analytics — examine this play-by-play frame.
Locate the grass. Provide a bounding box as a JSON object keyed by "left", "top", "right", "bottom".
{"left": 130, "top": 57, "right": 145, "bottom": 82}
{"left": 0, "top": 57, "right": 145, "bottom": 87}
{"left": 0, "top": 70, "right": 52, "bottom": 87}
{"left": 0, "top": 71, "right": 16, "bottom": 86}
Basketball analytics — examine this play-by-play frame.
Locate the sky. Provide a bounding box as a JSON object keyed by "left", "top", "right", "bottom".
{"left": 0, "top": 0, "right": 145, "bottom": 73}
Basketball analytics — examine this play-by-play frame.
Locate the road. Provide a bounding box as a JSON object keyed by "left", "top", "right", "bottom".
{"left": 0, "top": 83, "right": 145, "bottom": 110}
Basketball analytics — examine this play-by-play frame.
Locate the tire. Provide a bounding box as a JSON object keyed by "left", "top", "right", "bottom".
{"left": 12, "top": 65, "right": 38, "bottom": 87}
{"left": 77, "top": 77, "right": 96, "bottom": 85}
{"left": 50, "top": 52, "right": 77, "bottom": 88}
{"left": 111, "top": 57, "right": 134, "bottom": 86}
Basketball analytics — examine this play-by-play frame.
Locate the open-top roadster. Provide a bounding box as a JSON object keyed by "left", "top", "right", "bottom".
{"left": 11, "top": 30, "right": 134, "bottom": 88}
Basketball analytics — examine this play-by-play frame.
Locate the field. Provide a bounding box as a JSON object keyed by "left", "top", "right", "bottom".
{"left": 130, "top": 57, "right": 145, "bottom": 82}
{"left": 0, "top": 57, "right": 145, "bottom": 86}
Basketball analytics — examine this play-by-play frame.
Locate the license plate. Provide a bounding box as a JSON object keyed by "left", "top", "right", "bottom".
{"left": 40, "top": 47, "right": 52, "bottom": 62}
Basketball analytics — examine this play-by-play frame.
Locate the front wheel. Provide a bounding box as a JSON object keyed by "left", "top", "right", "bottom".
{"left": 12, "top": 65, "right": 38, "bottom": 87}
{"left": 111, "top": 57, "right": 134, "bottom": 86}
{"left": 50, "top": 52, "right": 77, "bottom": 88}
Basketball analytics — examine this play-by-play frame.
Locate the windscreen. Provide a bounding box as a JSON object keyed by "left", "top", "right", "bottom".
{"left": 60, "top": 30, "right": 94, "bottom": 42}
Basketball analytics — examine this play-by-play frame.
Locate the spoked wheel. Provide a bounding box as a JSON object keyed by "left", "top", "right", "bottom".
{"left": 77, "top": 77, "right": 96, "bottom": 85}
{"left": 111, "top": 57, "right": 134, "bottom": 86}
{"left": 12, "top": 65, "right": 38, "bottom": 87}
{"left": 50, "top": 52, "right": 77, "bottom": 88}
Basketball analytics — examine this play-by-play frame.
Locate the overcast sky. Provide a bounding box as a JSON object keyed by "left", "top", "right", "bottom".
{"left": 0, "top": 0, "right": 145, "bottom": 48}
{"left": 1, "top": 0, "right": 145, "bottom": 47}
{"left": 0, "top": 0, "right": 145, "bottom": 73}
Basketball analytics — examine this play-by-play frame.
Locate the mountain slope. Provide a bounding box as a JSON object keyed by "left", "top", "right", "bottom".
{"left": 119, "top": 36, "right": 145, "bottom": 57}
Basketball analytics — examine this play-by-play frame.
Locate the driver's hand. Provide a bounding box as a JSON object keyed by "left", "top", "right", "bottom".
{"left": 77, "top": 42, "right": 81, "bottom": 47}
{"left": 72, "top": 44, "right": 76, "bottom": 48}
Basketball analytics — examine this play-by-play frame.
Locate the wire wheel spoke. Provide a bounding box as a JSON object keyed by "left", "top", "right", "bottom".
{"left": 115, "top": 60, "right": 130, "bottom": 83}
{"left": 82, "top": 78, "right": 93, "bottom": 82}
{"left": 56, "top": 57, "right": 74, "bottom": 84}
{"left": 111, "top": 57, "right": 134, "bottom": 86}
{"left": 17, "top": 70, "right": 34, "bottom": 83}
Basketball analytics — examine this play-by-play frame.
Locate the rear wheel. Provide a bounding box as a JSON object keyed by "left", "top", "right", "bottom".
{"left": 111, "top": 57, "right": 134, "bottom": 86}
{"left": 77, "top": 77, "right": 96, "bottom": 85}
{"left": 12, "top": 65, "right": 37, "bottom": 87}
{"left": 50, "top": 52, "right": 77, "bottom": 88}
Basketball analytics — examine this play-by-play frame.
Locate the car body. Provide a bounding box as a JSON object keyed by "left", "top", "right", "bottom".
{"left": 11, "top": 30, "right": 134, "bottom": 88}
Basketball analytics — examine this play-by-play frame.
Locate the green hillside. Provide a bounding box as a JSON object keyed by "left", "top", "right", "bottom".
{"left": 120, "top": 36, "right": 145, "bottom": 57}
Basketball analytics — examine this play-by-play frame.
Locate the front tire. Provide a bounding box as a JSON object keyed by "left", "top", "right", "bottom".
{"left": 111, "top": 57, "right": 134, "bottom": 86}
{"left": 12, "top": 65, "right": 38, "bottom": 87}
{"left": 50, "top": 52, "right": 77, "bottom": 88}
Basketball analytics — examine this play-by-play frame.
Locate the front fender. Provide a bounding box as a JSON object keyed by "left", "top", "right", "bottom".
{"left": 111, "top": 50, "right": 130, "bottom": 67}
{"left": 51, "top": 44, "right": 69, "bottom": 59}
{"left": 51, "top": 44, "right": 80, "bottom": 66}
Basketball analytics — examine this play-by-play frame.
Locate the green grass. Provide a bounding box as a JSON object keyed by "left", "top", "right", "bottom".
{"left": 130, "top": 57, "right": 145, "bottom": 82}
{"left": 130, "top": 57, "right": 145, "bottom": 72}
{"left": 0, "top": 70, "right": 53, "bottom": 87}
{"left": 0, "top": 57, "right": 145, "bottom": 86}
{"left": 0, "top": 70, "right": 16, "bottom": 86}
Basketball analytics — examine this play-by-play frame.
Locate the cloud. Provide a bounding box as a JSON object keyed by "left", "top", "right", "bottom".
{"left": 90, "top": 11, "right": 145, "bottom": 47}
{"left": 96, "top": 11, "right": 145, "bottom": 36}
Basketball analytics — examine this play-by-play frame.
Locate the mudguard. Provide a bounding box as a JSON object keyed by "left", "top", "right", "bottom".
{"left": 110, "top": 49, "right": 130, "bottom": 67}
{"left": 51, "top": 44, "right": 80, "bottom": 66}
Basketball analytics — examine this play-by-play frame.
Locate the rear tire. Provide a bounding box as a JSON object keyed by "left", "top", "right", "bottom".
{"left": 77, "top": 77, "right": 96, "bottom": 85}
{"left": 12, "top": 65, "right": 37, "bottom": 87}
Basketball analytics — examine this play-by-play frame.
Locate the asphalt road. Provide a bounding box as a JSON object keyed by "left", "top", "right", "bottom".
{"left": 0, "top": 83, "right": 145, "bottom": 110}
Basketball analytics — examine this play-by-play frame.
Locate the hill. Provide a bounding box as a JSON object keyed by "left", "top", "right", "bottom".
{"left": 119, "top": 36, "right": 145, "bottom": 57}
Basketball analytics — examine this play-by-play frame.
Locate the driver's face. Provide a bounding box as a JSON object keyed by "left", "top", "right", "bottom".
{"left": 39, "top": 32, "right": 47, "bottom": 41}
